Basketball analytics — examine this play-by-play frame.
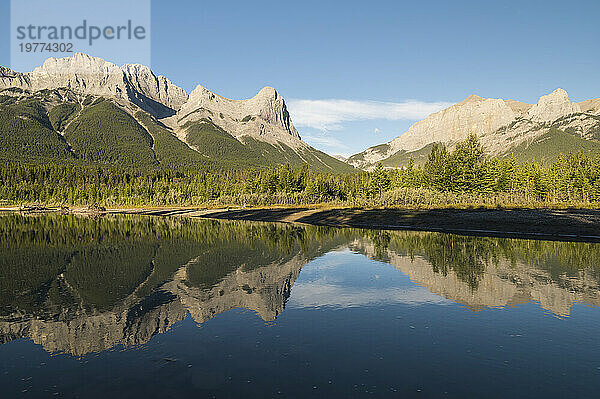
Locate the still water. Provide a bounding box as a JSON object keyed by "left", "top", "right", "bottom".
{"left": 0, "top": 214, "right": 599, "bottom": 398}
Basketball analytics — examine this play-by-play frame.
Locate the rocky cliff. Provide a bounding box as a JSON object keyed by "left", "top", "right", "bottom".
{"left": 166, "top": 253, "right": 305, "bottom": 325}
{"left": 0, "top": 53, "right": 299, "bottom": 146}
{"left": 349, "top": 88, "right": 600, "bottom": 169}
{"left": 177, "top": 85, "right": 303, "bottom": 148}
{"left": 351, "top": 239, "right": 600, "bottom": 317}
{"left": 2, "top": 227, "right": 600, "bottom": 355}
{"left": 0, "top": 243, "right": 308, "bottom": 356}
{"left": 0, "top": 54, "right": 353, "bottom": 172}
{"left": 0, "top": 53, "right": 188, "bottom": 117}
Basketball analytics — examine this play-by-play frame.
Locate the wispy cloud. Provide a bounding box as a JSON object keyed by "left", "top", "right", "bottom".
{"left": 289, "top": 283, "right": 449, "bottom": 308}
{"left": 287, "top": 99, "right": 452, "bottom": 131}
{"left": 302, "top": 134, "right": 350, "bottom": 151}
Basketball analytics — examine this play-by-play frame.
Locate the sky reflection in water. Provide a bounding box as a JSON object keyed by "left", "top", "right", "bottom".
{"left": 1, "top": 214, "right": 599, "bottom": 398}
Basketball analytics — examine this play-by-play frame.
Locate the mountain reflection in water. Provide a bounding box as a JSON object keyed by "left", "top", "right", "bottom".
{"left": 1, "top": 214, "right": 599, "bottom": 356}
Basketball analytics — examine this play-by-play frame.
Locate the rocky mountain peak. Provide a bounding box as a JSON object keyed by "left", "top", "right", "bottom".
{"left": 350, "top": 87, "right": 600, "bottom": 169}
{"left": 121, "top": 63, "right": 188, "bottom": 111}
{"left": 460, "top": 94, "right": 484, "bottom": 104}
{"left": 188, "top": 85, "right": 279, "bottom": 105}
{"left": 578, "top": 98, "right": 600, "bottom": 114}
{"left": 256, "top": 86, "right": 278, "bottom": 99}
{"left": 0, "top": 66, "right": 19, "bottom": 78}
{"left": 545, "top": 88, "right": 570, "bottom": 100}
{"left": 0, "top": 53, "right": 188, "bottom": 115}
{"left": 382, "top": 94, "right": 516, "bottom": 155}
{"left": 32, "top": 52, "right": 121, "bottom": 76}
{"left": 179, "top": 85, "right": 301, "bottom": 146}
{"left": 526, "top": 88, "right": 581, "bottom": 122}
{"left": 188, "top": 84, "right": 222, "bottom": 101}
{"left": 503, "top": 99, "right": 533, "bottom": 116}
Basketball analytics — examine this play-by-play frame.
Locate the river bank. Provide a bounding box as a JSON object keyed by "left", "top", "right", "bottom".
{"left": 4, "top": 206, "right": 599, "bottom": 242}
{"left": 194, "top": 207, "right": 600, "bottom": 242}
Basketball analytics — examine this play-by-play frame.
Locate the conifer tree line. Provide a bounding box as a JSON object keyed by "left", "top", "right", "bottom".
{"left": 1, "top": 134, "right": 599, "bottom": 207}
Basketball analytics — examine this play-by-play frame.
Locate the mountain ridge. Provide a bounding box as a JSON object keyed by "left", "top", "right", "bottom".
{"left": 0, "top": 53, "right": 355, "bottom": 173}
{"left": 4, "top": 53, "right": 600, "bottom": 172}
{"left": 349, "top": 88, "right": 600, "bottom": 169}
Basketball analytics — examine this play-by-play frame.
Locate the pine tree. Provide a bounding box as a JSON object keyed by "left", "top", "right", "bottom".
{"left": 369, "top": 163, "right": 391, "bottom": 196}
{"left": 424, "top": 143, "right": 449, "bottom": 190}
{"left": 449, "top": 133, "right": 486, "bottom": 192}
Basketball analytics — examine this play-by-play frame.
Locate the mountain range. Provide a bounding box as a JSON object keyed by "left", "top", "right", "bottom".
{"left": 349, "top": 88, "right": 600, "bottom": 169}
{"left": 0, "top": 53, "right": 354, "bottom": 172}
{"left": 3, "top": 215, "right": 598, "bottom": 355}
{"left": 2, "top": 53, "right": 600, "bottom": 173}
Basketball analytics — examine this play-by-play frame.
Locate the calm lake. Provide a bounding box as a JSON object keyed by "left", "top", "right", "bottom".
{"left": 1, "top": 214, "right": 599, "bottom": 398}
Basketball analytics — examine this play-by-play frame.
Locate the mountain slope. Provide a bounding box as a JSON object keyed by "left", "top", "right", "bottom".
{"left": 64, "top": 99, "right": 158, "bottom": 166}
{"left": 0, "top": 94, "right": 75, "bottom": 160}
{"left": 0, "top": 54, "right": 356, "bottom": 173}
{"left": 381, "top": 143, "right": 439, "bottom": 167}
{"left": 172, "top": 85, "right": 355, "bottom": 172}
{"left": 502, "top": 128, "right": 600, "bottom": 162}
{"left": 0, "top": 53, "right": 188, "bottom": 117}
{"left": 135, "top": 112, "right": 224, "bottom": 169}
{"left": 350, "top": 88, "right": 600, "bottom": 169}
{"left": 178, "top": 85, "right": 301, "bottom": 147}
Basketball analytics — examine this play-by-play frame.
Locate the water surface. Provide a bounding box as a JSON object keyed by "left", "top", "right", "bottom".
{"left": 1, "top": 214, "right": 599, "bottom": 398}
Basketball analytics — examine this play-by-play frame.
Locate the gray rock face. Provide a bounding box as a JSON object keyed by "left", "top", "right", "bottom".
{"left": 391, "top": 95, "right": 518, "bottom": 152}
{"left": 351, "top": 240, "right": 600, "bottom": 317}
{"left": 0, "top": 53, "right": 188, "bottom": 116}
{"left": 0, "top": 53, "right": 307, "bottom": 150}
{"left": 0, "top": 252, "right": 306, "bottom": 356}
{"left": 178, "top": 84, "right": 303, "bottom": 148}
{"left": 579, "top": 98, "right": 600, "bottom": 114}
{"left": 121, "top": 63, "right": 188, "bottom": 111}
{"left": 0, "top": 66, "right": 21, "bottom": 79}
{"left": 526, "top": 88, "right": 581, "bottom": 122}
{"left": 350, "top": 88, "right": 600, "bottom": 169}
{"left": 166, "top": 253, "right": 305, "bottom": 325}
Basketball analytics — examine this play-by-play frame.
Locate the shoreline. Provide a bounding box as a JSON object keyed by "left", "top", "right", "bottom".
{"left": 3, "top": 206, "right": 600, "bottom": 243}
{"left": 194, "top": 207, "right": 600, "bottom": 243}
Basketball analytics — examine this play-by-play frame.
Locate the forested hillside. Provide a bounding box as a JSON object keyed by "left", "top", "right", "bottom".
{"left": 0, "top": 87, "right": 355, "bottom": 173}
{"left": 1, "top": 135, "right": 599, "bottom": 208}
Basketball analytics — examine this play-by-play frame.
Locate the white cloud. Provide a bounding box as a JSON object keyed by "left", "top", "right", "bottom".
{"left": 289, "top": 282, "right": 450, "bottom": 308}
{"left": 302, "top": 134, "right": 350, "bottom": 151}
{"left": 374, "top": 128, "right": 381, "bottom": 133}
{"left": 287, "top": 98, "right": 452, "bottom": 131}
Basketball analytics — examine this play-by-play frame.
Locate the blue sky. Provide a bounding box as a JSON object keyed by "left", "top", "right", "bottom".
{"left": 1, "top": 0, "right": 599, "bottom": 156}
